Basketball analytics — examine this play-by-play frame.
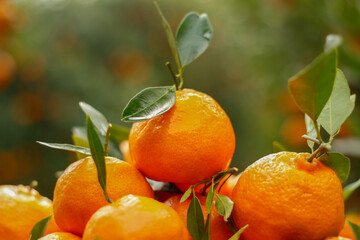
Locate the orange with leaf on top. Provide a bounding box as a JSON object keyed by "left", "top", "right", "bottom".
{"left": 129, "top": 88, "right": 235, "bottom": 184}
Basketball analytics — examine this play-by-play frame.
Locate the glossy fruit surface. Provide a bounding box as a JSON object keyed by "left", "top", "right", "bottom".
{"left": 39, "top": 232, "right": 81, "bottom": 240}
{"left": 83, "top": 194, "right": 188, "bottom": 240}
{"left": 0, "top": 185, "right": 53, "bottom": 240}
{"left": 53, "top": 157, "right": 154, "bottom": 236}
{"left": 232, "top": 151, "right": 345, "bottom": 240}
{"left": 129, "top": 88, "right": 235, "bottom": 183}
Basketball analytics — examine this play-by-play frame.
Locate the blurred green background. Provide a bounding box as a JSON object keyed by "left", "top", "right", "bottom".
{"left": 0, "top": 0, "right": 359, "bottom": 210}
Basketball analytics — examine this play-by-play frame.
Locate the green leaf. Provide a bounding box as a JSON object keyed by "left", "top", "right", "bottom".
{"left": 228, "top": 224, "right": 249, "bottom": 240}
{"left": 203, "top": 213, "right": 211, "bottom": 240}
{"left": 288, "top": 42, "right": 337, "bottom": 121}
{"left": 37, "top": 141, "right": 91, "bottom": 155}
{"left": 86, "top": 115, "right": 113, "bottom": 203}
{"left": 153, "top": 2, "right": 181, "bottom": 69}
{"left": 187, "top": 195, "right": 205, "bottom": 240}
{"left": 121, "top": 86, "right": 176, "bottom": 122}
{"left": 272, "top": 141, "right": 287, "bottom": 153}
{"left": 72, "top": 126, "right": 123, "bottom": 159}
{"left": 226, "top": 216, "right": 238, "bottom": 233}
{"left": 324, "top": 34, "right": 342, "bottom": 53}
{"left": 205, "top": 181, "right": 215, "bottom": 213}
{"left": 215, "top": 194, "right": 234, "bottom": 222}
{"left": 110, "top": 124, "right": 130, "bottom": 142}
{"left": 348, "top": 220, "right": 360, "bottom": 240}
{"left": 320, "top": 152, "right": 350, "bottom": 183}
{"left": 317, "top": 69, "right": 355, "bottom": 136}
{"left": 305, "top": 114, "right": 319, "bottom": 151}
{"left": 343, "top": 179, "right": 360, "bottom": 201}
{"left": 176, "top": 12, "right": 213, "bottom": 67}
{"left": 28, "top": 215, "right": 52, "bottom": 240}
{"left": 79, "top": 102, "right": 109, "bottom": 136}
{"left": 180, "top": 187, "right": 192, "bottom": 203}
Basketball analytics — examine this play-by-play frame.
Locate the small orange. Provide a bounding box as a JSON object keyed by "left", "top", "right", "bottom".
{"left": 176, "top": 174, "right": 240, "bottom": 198}
{"left": 0, "top": 185, "right": 53, "bottom": 240}
{"left": 83, "top": 194, "right": 188, "bottom": 240}
{"left": 165, "top": 194, "right": 233, "bottom": 240}
{"left": 53, "top": 157, "right": 154, "bottom": 236}
{"left": 232, "top": 151, "right": 344, "bottom": 240}
{"left": 129, "top": 88, "right": 235, "bottom": 183}
{"left": 39, "top": 232, "right": 81, "bottom": 240}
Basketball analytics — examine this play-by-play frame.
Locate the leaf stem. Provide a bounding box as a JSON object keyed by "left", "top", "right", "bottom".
{"left": 104, "top": 123, "right": 112, "bottom": 157}
{"left": 306, "top": 143, "right": 330, "bottom": 163}
{"left": 302, "top": 134, "right": 320, "bottom": 144}
{"left": 165, "top": 62, "right": 179, "bottom": 90}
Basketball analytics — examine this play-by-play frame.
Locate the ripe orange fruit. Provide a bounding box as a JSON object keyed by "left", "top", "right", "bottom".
{"left": 164, "top": 194, "right": 233, "bottom": 240}
{"left": 53, "top": 157, "right": 154, "bottom": 236}
{"left": 0, "top": 185, "right": 53, "bottom": 240}
{"left": 176, "top": 174, "right": 240, "bottom": 198}
{"left": 39, "top": 232, "right": 81, "bottom": 240}
{"left": 129, "top": 88, "right": 235, "bottom": 183}
{"left": 83, "top": 194, "right": 188, "bottom": 240}
{"left": 232, "top": 151, "right": 345, "bottom": 240}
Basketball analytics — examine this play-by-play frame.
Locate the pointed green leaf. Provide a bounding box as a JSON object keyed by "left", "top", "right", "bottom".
{"left": 37, "top": 141, "right": 91, "bottom": 155}
{"left": 180, "top": 187, "right": 192, "bottom": 203}
{"left": 110, "top": 124, "right": 130, "bottom": 142}
{"left": 154, "top": 2, "right": 181, "bottom": 69}
{"left": 215, "top": 194, "right": 234, "bottom": 222}
{"left": 176, "top": 12, "right": 213, "bottom": 67}
{"left": 305, "top": 114, "right": 319, "bottom": 151}
{"left": 205, "top": 181, "right": 215, "bottom": 213}
{"left": 203, "top": 213, "right": 211, "bottom": 240}
{"left": 320, "top": 152, "right": 350, "bottom": 183}
{"left": 228, "top": 224, "right": 249, "bottom": 240}
{"left": 272, "top": 141, "right": 287, "bottom": 153}
{"left": 226, "top": 216, "right": 238, "bottom": 233}
{"left": 28, "top": 215, "right": 52, "bottom": 240}
{"left": 121, "top": 86, "right": 176, "bottom": 122}
{"left": 288, "top": 40, "right": 337, "bottom": 121}
{"left": 86, "top": 115, "right": 113, "bottom": 203}
{"left": 79, "top": 102, "right": 109, "bottom": 135}
{"left": 187, "top": 195, "right": 205, "bottom": 240}
{"left": 318, "top": 69, "right": 355, "bottom": 136}
{"left": 343, "top": 179, "right": 360, "bottom": 201}
{"left": 348, "top": 220, "right": 360, "bottom": 240}
{"left": 72, "top": 126, "right": 122, "bottom": 159}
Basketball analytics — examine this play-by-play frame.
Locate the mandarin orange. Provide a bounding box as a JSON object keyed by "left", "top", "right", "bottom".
{"left": 129, "top": 88, "right": 235, "bottom": 183}
{"left": 53, "top": 157, "right": 154, "bottom": 236}
{"left": 83, "top": 194, "right": 188, "bottom": 240}
{"left": 232, "top": 151, "right": 344, "bottom": 240}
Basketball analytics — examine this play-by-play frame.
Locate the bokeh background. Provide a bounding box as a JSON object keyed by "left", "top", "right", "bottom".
{"left": 0, "top": 0, "right": 359, "bottom": 210}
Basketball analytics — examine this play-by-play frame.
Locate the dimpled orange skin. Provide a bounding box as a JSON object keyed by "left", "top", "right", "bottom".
{"left": 232, "top": 151, "right": 345, "bottom": 240}
{"left": 0, "top": 185, "right": 53, "bottom": 240}
{"left": 39, "top": 232, "right": 81, "bottom": 240}
{"left": 129, "top": 89, "right": 235, "bottom": 183}
{"left": 165, "top": 195, "right": 233, "bottom": 240}
{"left": 53, "top": 157, "right": 154, "bottom": 236}
{"left": 83, "top": 194, "right": 188, "bottom": 240}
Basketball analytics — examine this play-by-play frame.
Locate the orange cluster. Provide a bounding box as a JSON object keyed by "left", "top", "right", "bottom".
{"left": 0, "top": 89, "right": 350, "bottom": 239}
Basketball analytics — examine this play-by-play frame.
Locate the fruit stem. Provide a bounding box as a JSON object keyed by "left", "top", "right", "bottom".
{"left": 177, "top": 69, "right": 184, "bottom": 89}
{"left": 217, "top": 174, "right": 232, "bottom": 193}
{"left": 306, "top": 143, "right": 329, "bottom": 163}
{"left": 302, "top": 134, "right": 320, "bottom": 144}
{"left": 30, "top": 180, "right": 38, "bottom": 190}
{"left": 200, "top": 168, "right": 238, "bottom": 195}
{"left": 104, "top": 123, "right": 112, "bottom": 156}
{"left": 165, "top": 62, "right": 179, "bottom": 90}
